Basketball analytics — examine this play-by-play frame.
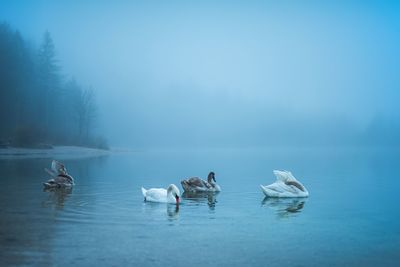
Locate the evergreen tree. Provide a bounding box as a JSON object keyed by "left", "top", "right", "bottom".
{"left": 0, "top": 22, "right": 106, "bottom": 148}
{"left": 37, "top": 31, "right": 61, "bottom": 137}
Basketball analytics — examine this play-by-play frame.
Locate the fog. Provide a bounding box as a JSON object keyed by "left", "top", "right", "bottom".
{"left": 1, "top": 1, "right": 400, "bottom": 148}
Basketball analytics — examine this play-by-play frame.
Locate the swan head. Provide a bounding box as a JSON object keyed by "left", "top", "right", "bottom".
{"left": 167, "top": 184, "right": 180, "bottom": 204}
{"left": 60, "top": 165, "right": 67, "bottom": 175}
{"left": 207, "top": 171, "right": 216, "bottom": 183}
{"left": 53, "top": 160, "right": 68, "bottom": 175}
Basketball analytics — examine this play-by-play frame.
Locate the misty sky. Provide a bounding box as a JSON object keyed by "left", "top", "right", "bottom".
{"left": 1, "top": 1, "right": 400, "bottom": 147}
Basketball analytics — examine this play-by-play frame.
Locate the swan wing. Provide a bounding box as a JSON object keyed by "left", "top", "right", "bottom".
{"left": 45, "top": 167, "right": 57, "bottom": 177}
{"left": 261, "top": 184, "right": 308, "bottom": 197}
{"left": 263, "top": 171, "right": 309, "bottom": 198}
{"left": 143, "top": 188, "right": 168, "bottom": 202}
{"left": 181, "top": 177, "right": 220, "bottom": 192}
{"left": 263, "top": 182, "right": 295, "bottom": 194}
{"left": 51, "top": 160, "right": 67, "bottom": 175}
{"left": 51, "top": 160, "right": 59, "bottom": 173}
{"left": 273, "top": 170, "right": 294, "bottom": 182}
{"left": 186, "top": 177, "right": 205, "bottom": 187}
{"left": 181, "top": 177, "right": 206, "bottom": 191}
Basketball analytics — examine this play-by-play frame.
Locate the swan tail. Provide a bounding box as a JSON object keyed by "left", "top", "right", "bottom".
{"left": 260, "top": 185, "right": 268, "bottom": 196}
{"left": 141, "top": 187, "right": 147, "bottom": 197}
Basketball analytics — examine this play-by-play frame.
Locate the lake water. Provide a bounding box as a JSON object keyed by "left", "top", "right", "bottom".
{"left": 1, "top": 147, "right": 399, "bottom": 266}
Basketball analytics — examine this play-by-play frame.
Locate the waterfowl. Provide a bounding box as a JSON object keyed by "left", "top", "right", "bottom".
{"left": 43, "top": 160, "right": 74, "bottom": 189}
{"left": 261, "top": 170, "right": 309, "bottom": 198}
{"left": 141, "top": 184, "right": 181, "bottom": 204}
{"left": 181, "top": 171, "right": 221, "bottom": 192}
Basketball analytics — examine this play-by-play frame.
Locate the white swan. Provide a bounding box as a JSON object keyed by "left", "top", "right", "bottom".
{"left": 261, "top": 170, "right": 309, "bottom": 198}
{"left": 43, "top": 160, "right": 74, "bottom": 189}
{"left": 181, "top": 172, "right": 221, "bottom": 192}
{"left": 141, "top": 184, "right": 181, "bottom": 204}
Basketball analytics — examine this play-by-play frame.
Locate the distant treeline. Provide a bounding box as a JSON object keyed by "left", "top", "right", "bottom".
{"left": 0, "top": 22, "right": 108, "bottom": 149}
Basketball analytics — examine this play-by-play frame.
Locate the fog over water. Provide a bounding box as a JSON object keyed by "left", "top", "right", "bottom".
{"left": 1, "top": 1, "right": 399, "bottom": 148}
{"left": 2, "top": 2, "right": 400, "bottom": 267}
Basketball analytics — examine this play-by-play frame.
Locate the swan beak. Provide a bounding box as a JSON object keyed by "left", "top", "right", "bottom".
{"left": 175, "top": 196, "right": 180, "bottom": 204}
{"left": 213, "top": 177, "right": 216, "bottom": 182}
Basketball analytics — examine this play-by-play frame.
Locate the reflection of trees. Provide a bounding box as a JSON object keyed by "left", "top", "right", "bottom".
{"left": 262, "top": 197, "right": 306, "bottom": 218}
{"left": 42, "top": 187, "right": 73, "bottom": 210}
{"left": 182, "top": 191, "right": 218, "bottom": 210}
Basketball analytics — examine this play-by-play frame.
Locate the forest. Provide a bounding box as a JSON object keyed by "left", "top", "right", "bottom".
{"left": 0, "top": 22, "right": 107, "bottom": 149}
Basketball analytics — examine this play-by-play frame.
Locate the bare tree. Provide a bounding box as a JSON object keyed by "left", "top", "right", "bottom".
{"left": 73, "top": 86, "right": 97, "bottom": 143}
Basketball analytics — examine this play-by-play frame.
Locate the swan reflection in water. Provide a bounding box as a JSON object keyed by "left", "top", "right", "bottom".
{"left": 167, "top": 204, "right": 179, "bottom": 219}
{"left": 182, "top": 191, "right": 218, "bottom": 210}
{"left": 262, "top": 197, "right": 307, "bottom": 218}
{"left": 142, "top": 202, "right": 180, "bottom": 220}
{"left": 42, "top": 187, "right": 73, "bottom": 210}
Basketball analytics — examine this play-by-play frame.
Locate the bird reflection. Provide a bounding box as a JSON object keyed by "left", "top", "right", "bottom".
{"left": 142, "top": 202, "right": 180, "bottom": 221}
{"left": 262, "top": 197, "right": 306, "bottom": 218}
{"left": 167, "top": 204, "right": 179, "bottom": 220}
{"left": 182, "top": 191, "right": 218, "bottom": 210}
{"left": 42, "top": 187, "right": 73, "bottom": 210}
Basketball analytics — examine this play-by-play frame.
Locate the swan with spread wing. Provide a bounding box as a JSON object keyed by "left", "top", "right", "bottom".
{"left": 261, "top": 170, "right": 309, "bottom": 198}
{"left": 43, "top": 160, "right": 74, "bottom": 189}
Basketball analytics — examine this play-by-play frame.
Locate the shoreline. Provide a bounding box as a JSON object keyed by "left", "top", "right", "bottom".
{"left": 0, "top": 145, "right": 113, "bottom": 160}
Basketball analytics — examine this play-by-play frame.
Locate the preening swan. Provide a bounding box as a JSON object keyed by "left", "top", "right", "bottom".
{"left": 43, "top": 160, "right": 74, "bottom": 188}
{"left": 141, "top": 184, "right": 181, "bottom": 204}
{"left": 181, "top": 172, "right": 221, "bottom": 192}
{"left": 261, "top": 170, "right": 309, "bottom": 198}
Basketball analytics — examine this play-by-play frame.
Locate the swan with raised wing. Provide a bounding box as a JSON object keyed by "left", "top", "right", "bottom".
{"left": 43, "top": 160, "right": 74, "bottom": 189}
{"left": 261, "top": 170, "right": 309, "bottom": 198}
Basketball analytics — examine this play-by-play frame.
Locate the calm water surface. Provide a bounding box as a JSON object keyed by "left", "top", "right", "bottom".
{"left": 0, "top": 147, "right": 399, "bottom": 266}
